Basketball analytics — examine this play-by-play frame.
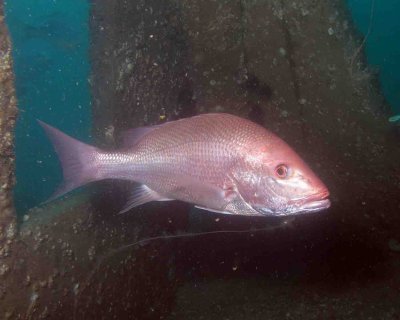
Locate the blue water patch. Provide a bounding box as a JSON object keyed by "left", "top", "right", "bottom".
{"left": 347, "top": 0, "right": 400, "bottom": 114}
{"left": 5, "top": 0, "right": 91, "bottom": 214}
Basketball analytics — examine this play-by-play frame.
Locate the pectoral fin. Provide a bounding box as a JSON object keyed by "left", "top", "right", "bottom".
{"left": 119, "top": 184, "right": 172, "bottom": 214}
{"left": 194, "top": 206, "right": 233, "bottom": 215}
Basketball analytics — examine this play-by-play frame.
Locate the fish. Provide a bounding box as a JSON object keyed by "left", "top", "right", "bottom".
{"left": 389, "top": 115, "right": 400, "bottom": 123}
{"left": 39, "top": 113, "right": 330, "bottom": 216}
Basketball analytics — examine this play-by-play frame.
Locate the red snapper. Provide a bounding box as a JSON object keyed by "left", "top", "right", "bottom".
{"left": 39, "top": 113, "right": 330, "bottom": 216}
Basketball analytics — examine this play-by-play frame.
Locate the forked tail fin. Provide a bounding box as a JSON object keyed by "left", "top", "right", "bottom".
{"left": 38, "top": 120, "right": 100, "bottom": 201}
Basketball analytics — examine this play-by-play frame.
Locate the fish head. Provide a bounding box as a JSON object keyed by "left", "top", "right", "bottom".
{"left": 234, "top": 136, "right": 330, "bottom": 216}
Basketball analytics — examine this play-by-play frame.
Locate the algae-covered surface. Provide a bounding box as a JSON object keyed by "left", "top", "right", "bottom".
{"left": 0, "top": 4, "right": 18, "bottom": 317}
{"left": 1, "top": 193, "right": 184, "bottom": 319}
{"left": 0, "top": 0, "right": 17, "bottom": 238}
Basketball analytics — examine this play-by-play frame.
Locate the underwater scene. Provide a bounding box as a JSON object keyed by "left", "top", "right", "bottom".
{"left": 1, "top": 0, "right": 400, "bottom": 319}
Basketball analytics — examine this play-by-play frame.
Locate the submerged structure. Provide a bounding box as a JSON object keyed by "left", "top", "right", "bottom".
{"left": 0, "top": 0, "right": 400, "bottom": 319}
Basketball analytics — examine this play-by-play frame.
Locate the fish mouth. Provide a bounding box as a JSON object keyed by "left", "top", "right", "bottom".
{"left": 298, "top": 190, "right": 331, "bottom": 213}
{"left": 254, "top": 190, "right": 331, "bottom": 216}
{"left": 299, "top": 198, "right": 331, "bottom": 212}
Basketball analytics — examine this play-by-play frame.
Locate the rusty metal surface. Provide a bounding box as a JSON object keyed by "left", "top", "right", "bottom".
{"left": 90, "top": 0, "right": 195, "bottom": 146}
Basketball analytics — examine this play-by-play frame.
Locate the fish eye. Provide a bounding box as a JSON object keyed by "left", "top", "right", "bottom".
{"left": 274, "top": 164, "right": 289, "bottom": 179}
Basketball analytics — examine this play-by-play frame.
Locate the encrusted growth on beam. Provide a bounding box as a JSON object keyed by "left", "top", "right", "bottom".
{"left": 0, "top": 0, "right": 17, "bottom": 249}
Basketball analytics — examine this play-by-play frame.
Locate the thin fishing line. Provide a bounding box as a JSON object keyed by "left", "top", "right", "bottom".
{"left": 73, "top": 221, "right": 290, "bottom": 319}
{"left": 350, "top": 0, "right": 376, "bottom": 75}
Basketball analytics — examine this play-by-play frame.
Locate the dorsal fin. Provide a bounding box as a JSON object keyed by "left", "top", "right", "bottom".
{"left": 120, "top": 124, "right": 162, "bottom": 148}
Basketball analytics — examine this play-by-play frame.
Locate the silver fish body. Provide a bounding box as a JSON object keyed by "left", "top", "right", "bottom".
{"left": 40, "top": 113, "right": 330, "bottom": 216}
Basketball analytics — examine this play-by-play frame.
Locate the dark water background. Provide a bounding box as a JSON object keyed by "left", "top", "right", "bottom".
{"left": 4, "top": 0, "right": 400, "bottom": 213}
